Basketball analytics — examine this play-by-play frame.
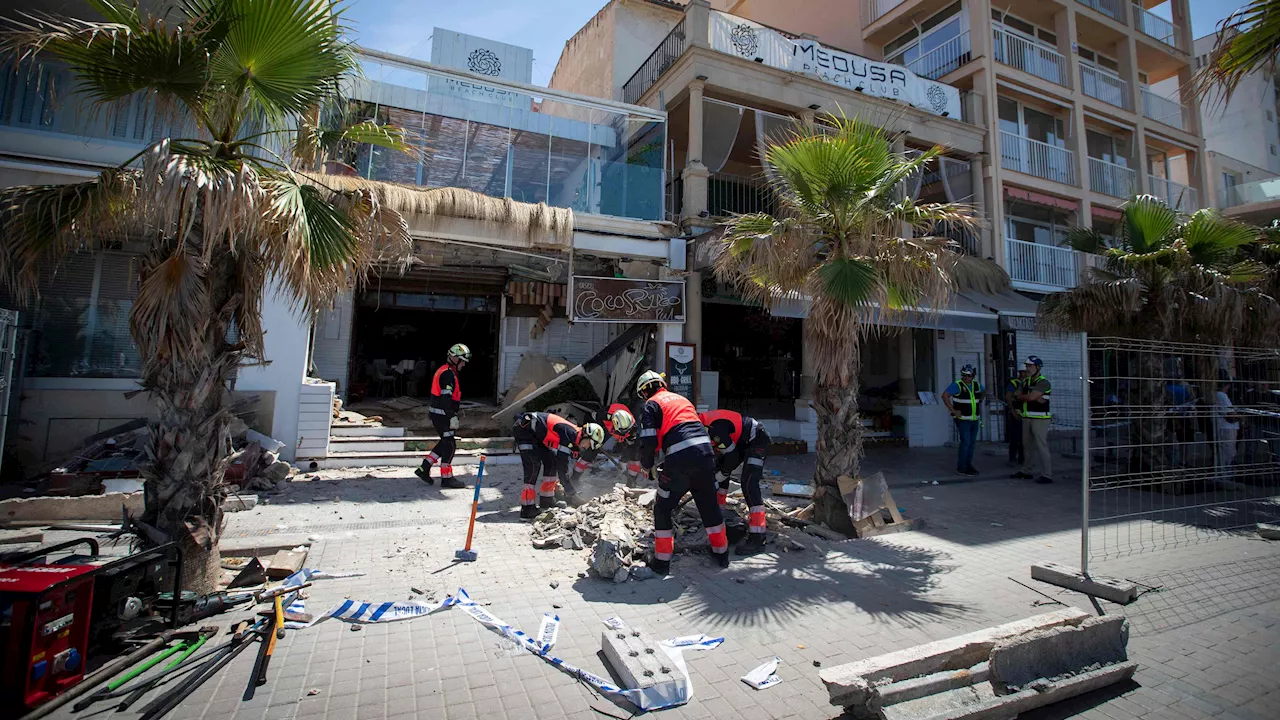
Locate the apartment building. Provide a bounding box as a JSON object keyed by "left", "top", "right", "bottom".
{"left": 551, "top": 0, "right": 1206, "bottom": 448}
{"left": 0, "top": 19, "right": 680, "bottom": 467}
{"left": 1189, "top": 34, "right": 1280, "bottom": 224}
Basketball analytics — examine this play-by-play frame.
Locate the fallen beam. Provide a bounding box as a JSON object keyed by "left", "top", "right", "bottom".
{"left": 1030, "top": 562, "right": 1138, "bottom": 604}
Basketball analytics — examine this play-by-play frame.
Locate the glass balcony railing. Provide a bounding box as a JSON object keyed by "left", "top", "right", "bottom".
{"left": 886, "top": 32, "right": 973, "bottom": 82}
{"left": 351, "top": 50, "right": 667, "bottom": 222}
{"left": 1221, "top": 177, "right": 1280, "bottom": 209}
{"left": 1148, "top": 175, "right": 1198, "bottom": 212}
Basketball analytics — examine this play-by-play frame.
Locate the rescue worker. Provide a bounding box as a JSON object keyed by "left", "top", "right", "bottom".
{"left": 941, "top": 364, "right": 983, "bottom": 476}
{"left": 699, "top": 409, "right": 771, "bottom": 555}
{"left": 636, "top": 371, "right": 728, "bottom": 574}
{"left": 603, "top": 403, "right": 643, "bottom": 486}
{"left": 1004, "top": 368, "right": 1027, "bottom": 466}
{"left": 1013, "top": 356, "right": 1053, "bottom": 484}
{"left": 415, "top": 344, "right": 470, "bottom": 489}
{"left": 512, "top": 412, "right": 604, "bottom": 518}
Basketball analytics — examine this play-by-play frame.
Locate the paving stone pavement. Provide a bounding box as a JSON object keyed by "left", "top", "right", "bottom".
{"left": 56, "top": 447, "right": 1280, "bottom": 720}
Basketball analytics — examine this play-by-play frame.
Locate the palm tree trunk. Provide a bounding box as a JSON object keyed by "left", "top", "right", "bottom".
{"left": 811, "top": 356, "right": 863, "bottom": 536}
{"left": 137, "top": 250, "right": 241, "bottom": 595}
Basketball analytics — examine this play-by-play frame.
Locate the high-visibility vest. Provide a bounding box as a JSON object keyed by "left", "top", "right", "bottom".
{"left": 952, "top": 380, "right": 982, "bottom": 420}
{"left": 542, "top": 414, "right": 580, "bottom": 450}
{"left": 700, "top": 409, "right": 746, "bottom": 450}
{"left": 1021, "top": 375, "right": 1052, "bottom": 419}
{"left": 652, "top": 390, "right": 705, "bottom": 452}
{"left": 430, "top": 364, "right": 461, "bottom": 401}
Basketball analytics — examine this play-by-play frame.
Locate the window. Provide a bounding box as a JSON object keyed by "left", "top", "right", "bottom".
{"left": 2, "top": 253, "right": 143, "bottom": 378}
{"left": 999, "top": 97, "right": 1067, "bottom": 145}
{"left": 884, "top": 2, "right": 963, "bottom": 65}
{"left": 1004, "top": 203, "right": 1073, "bottom": 247}
{"left": 993, "top": 10, "right": 1056, "bottom": 45}
{"left": 1086, "top": 130, "right": 1129, "bottom": 165}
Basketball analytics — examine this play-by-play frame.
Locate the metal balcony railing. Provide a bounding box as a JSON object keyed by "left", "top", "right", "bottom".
{"left": 1148, "top": 175, "right": 1198, "bottom": 212}
{"left": 886, "top": 32, "right": 972, "bottom": 81}
{"left": 1000, "top": 131, "right": 1076, "bottom": 185}
{"left": 707, "top": 172, "right": 777, "bottom": 217}
{"left": 1081, "top": 65, "right": 1132, "bottom": 109}
{"left": 620, "top": 18, "right": 687, "bottom": 105}
{"left": 1133, "top": 5, "right": 1183, "bottom": 50}
{"left": 993, "top": 25, "right": 1067, "bottom": 86}
{"left": 1005, "top": 238, "right": 1081, "bottom": 290}
{"left": 1141, "top": 88, "right": 1188, "bottom": 130}
{"left": 1075, "top": 0, "right": 1125, "bottom": 22}
{"left": 1088, "top": 157, "right": 1136, "bottom": 198}
{"left": 866, "top": 0, "right": 907, "bottom": 24}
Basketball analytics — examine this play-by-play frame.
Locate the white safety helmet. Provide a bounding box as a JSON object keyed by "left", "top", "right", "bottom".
{"left": 448, "top": 343, "right": 472, "bottom": 363}
{"left": 581, "top": 423, "right": 606, "bottom": 450}
{"left": 635, "top": 370, "right": 666, "bottom": 399}
{"left": 607, "top": 408, "right": 636, "bottom": 439}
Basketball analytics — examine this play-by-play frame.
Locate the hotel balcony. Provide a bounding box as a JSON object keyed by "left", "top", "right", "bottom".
{"left": 1148, "top": 174, "right": 1198, "bottom": 212}
{"left": 993, "top": 25, "right": 1067, "bottom": 87}
{"left": 1081, "top": 65, "right": 1132, "bottom": 110}
{"left": 1005, "top": 238, "right": 1084, "bottom": 292}
{"left": 1088, "top": 157, "right": 1136, "bottom": 198}
{"left": 1000, "top": 132, "right": 1076, "bottom": 186}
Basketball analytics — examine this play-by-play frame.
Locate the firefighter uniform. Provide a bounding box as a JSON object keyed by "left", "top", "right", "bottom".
{"left": 419, "top": 362, "right": 465, "bottom": 488}
{"left": 513, "top": 412, "right": 586, "bottom": 518}
{"left": 640, "top": 388, "right": 728, "bottom": 573}
{"left": 602, "top": 402, "right": 643, "bottom": 484}
{"left": 700, "top": 410, "right": 771, "bottom": 536}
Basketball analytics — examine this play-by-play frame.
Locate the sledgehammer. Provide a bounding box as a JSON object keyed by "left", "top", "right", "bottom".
{"left": 455, "top": 454, "right": 486, "bottom": 562}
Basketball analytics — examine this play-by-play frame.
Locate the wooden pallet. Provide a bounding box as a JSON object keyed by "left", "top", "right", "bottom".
{"left": 839, "top": 472, "right": 920, "bottom": 538}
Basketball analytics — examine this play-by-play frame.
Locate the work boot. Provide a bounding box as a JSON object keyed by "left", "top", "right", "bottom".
{"left": 539, "top": 496, "right": 556, "bottom": 509}
{"left": 440, "top": 477, "right": 466, "bottom": 489}
{"left": 711, "top": 552, "right": 730, "bottom": 569}
{"left": 1035, "top": 476, "right": 1054, "bottom": 484}
{"left": 736, "top": 534, "right": 767, "bottom": 556}
{"left": 520, "top": 505, "right": 541, "bottom": 521}
{"left": 649, "top": 558, "right": 670, "bottom": 576}
{"left": 415, "top": 466, "right": 434, "bottom": 485}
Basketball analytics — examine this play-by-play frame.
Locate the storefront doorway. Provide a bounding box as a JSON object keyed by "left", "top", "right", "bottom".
{"left": 702, "top": 303, "right": 802, "bottom": 418}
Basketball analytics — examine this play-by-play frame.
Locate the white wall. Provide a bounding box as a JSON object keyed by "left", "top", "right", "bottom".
{"left": 613, "top": 1, "right": 684, "bottom": 100}
{"left": 499, "top": 316, "right": 620, "bottom": 396}
{"left": 236, "top": 283, "right": 312, "bottom": 461}
{"left": 1192, "top": 36, "right": 1280, "bottom": 175}
{"left": 312, "top": 290, "right": 353, "bottom": 396}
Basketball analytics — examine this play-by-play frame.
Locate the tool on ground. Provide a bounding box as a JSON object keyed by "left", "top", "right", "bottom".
{"left": 455, "top": 454, "right": 486, "bottom": 562}
{"left": 138, "top": 619, "right": 265, "bottom": 720}
{"left": 244, "top": 598, "right": 281, "bottom": 700}
{"left": 255, "top": 580, "right": 311, "bottom": 603}
{"left": 114, "top": 626, "right": 217, "bottom": 711}
{"left": 154, "top": 590, "right": 251, "bottom": 625}
{"left": 17, "top": 630, "right": 175, "bottom": 720}
{"left": 70, "top": 625, "right": 215, "bottom": 712}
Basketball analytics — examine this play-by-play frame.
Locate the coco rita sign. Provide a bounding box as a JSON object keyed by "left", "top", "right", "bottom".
{"left": 570, "top": 276, "right": 685, "bottom": 323}
{"left": 709, "top": 11, "right": 962, "bottom": 118}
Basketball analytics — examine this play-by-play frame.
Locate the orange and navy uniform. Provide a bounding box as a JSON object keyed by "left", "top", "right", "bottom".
{"left": 513, "top": 412, "right": 582, "bottom": 507}
{"left": 422, "top": 360, "right": 463, "bottom": 477}
{"left": 639, "top": 389, "right": 725, "bottom": 562}
{"left": 429, "top": 364, "right": 461, "bottom": 416}
{"left": 700, "top": 409, "right": 771, "bottom": 535}
{"left": 600, "top": 402, "right": 642, "bottom": 481}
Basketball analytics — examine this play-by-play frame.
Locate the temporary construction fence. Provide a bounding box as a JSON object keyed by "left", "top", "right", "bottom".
{"left": 1082, "top": 336, "right": 1280, "bottom": 575}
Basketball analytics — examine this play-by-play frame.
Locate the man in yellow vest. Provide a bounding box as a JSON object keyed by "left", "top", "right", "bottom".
{"left": 1012, "top": 356, "right": 1053, "bottom": 484}
{"left": 942, "top": 364, "right": 983, "bottom": 476}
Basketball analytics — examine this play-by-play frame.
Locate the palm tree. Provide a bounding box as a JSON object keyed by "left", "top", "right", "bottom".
{"left": 0, "top": 0, "right": 415, "bottom": 591}
{"left": 715, "top": 114, "right": 994, "bottom": 533}
{"left": 1040, "top": 195, "right": 1280, "bottom": 479}
{"left": 1194, "top": 0, "right": 1280, "bottom": 104}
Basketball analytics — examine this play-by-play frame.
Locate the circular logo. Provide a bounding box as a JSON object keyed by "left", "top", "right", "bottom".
{"left": 927, "top": 85, "right": 949, "bottom": 114}
{"left": 467, "top": 48, "right": 502, "bottom": 76}
{"left": 730, "top": 23, "right": 759, "bottom": 58}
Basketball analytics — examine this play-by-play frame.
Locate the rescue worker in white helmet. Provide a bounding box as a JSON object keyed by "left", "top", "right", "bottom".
{"left": 511, "top": 412, "right": 603, "bottom": 517}
{"left": 636, "top": 371, "right": 729, "bottom": 574}
{"left": 416, "top": 343, "right": 470, "bottom": 489}
{"left": 603, "top": 403, "right": 643, "bottom": 486}
{"left": 699, "top": 409, "right": 772, "bottom": 555}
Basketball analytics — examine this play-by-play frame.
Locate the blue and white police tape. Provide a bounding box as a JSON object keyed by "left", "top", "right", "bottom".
{"left": 537, "top": 613, "right": 560, "bottom": 650}
{"left": 449, "top": 588, "right": 723, "bottom": 711}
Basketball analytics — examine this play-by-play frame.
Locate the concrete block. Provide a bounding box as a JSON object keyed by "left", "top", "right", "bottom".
{"left": 1031, "top": 562, "right": 1138, "bottom": 604}
{"left": 0, "top": 529, "right": 44, "bottom": 545}
{"left": 883, "top": 661, "right": 1138, "bottom": 720}
{"left": 989, "top": 616, "right": 1129, "bottom": 694}
{"left": 266, "top": 549, "right": 308, "bottom": 578}
{"left": 820, "top": 608, "right": 1089, "bottom": 707}
{"left": 875, "top": 662, "right": 990, "bottom": 710}
{"left": 601, "top": 627, "right": 683, "bottom": 696}
{"left": 221, "top": 494, "right": 258, "bottom": 512}
{"left": 0, "top": 492, "right": 144, "bottom": 524}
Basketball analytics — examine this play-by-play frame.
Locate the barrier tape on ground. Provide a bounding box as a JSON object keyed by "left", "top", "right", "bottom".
{"left": 537, "top": 613, "right": 560, "bottom": 650}
{"left": 742, "top": 657, "right": 782, "bottom": 690}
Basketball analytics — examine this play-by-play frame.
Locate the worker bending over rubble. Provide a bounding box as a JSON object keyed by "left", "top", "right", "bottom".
{"left": 416, "top": 343, "right": 470, "bottom": 489}
{"left": 636, "top": 371, "right": 729, "bottom": 574}
{"left": 700, "top": 409, "right": 771, "bottom": 556}
{"left": 603, "top": 403, "right": 643, "bottom": 485}
{"left": 512, "top": 412, "right": 605, "bottom": 519}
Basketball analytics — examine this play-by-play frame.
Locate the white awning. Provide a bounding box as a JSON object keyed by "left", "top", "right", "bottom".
{"left": 767, "top": 291, "right": 999, "bottom": 334}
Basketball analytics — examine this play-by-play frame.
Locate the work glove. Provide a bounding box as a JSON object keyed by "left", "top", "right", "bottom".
{"left": 449, "top": 415, "right": 460, "bottom": 430}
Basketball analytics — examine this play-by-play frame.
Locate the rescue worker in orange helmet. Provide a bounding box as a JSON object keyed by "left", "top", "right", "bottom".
{"left": 511, "top": 412, "right": 604, "bottom": 518}
{"left": 416, "top": 343, "right": 470, "bottom": 489}
{"left": 699, "top": 409, "right": 772, "bottom": 555}
{"left": 636, "top": 371, "right": 729, "bottom": 575}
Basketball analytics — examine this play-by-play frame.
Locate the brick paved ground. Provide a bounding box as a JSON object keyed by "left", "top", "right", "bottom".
{"left": 48, "top": 445, "right": 1280, "bottom": 720}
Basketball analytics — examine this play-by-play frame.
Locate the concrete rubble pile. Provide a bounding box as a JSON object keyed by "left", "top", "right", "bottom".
{"left": 530, "top": 484, "right": 801, "bottom": 582}
{"left": 819, "top": 608, "right": 1138, "bottom": 720}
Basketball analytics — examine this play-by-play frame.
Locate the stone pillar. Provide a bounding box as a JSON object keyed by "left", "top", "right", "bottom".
{"left": 684, "top": 270, "right": 703, "bottom": 371}
{"left": 969, "top": 157, "right": 988, "bottom": 256}
{"left": 897, "top": 329, "right": 918, "bottom": 405}
{"left": 682, "top": 80, "right": 709, "bottom": 219}
{"left": 796, "top": 321, "right": 817, "bottom": 425}
{"left": 686, "top": 0, "right": 711, "bottom": 50}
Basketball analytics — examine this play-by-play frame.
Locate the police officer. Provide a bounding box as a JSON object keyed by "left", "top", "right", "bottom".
{"left": 1004, "top": 368, "right": 1028, "bottom": 466}
{"left": 699, "top": 409, "right": 771, "bottom": 555}
{"left": 1013, "top": 356, "right": 1053, "bottom": 484}
{"left": 941, "top": 364, "right": 983, "bottom": 476}
{"left": 512, "top": 412, "right": 605, "bottom": 518}
{"left": 416, "top": 344, "right": 470, "bottom": 489}
{"left": 636, "top": 371, "right": 728, "bottom": 574}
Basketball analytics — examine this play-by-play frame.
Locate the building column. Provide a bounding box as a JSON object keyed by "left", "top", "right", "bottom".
{"left": 797, "top": 322, "right": 817, "bottom": 423}
{"left": 897, "top": 329, "right": 917, "bottom": 405}
{"left": 969, "top": 157, "right": 988, "bottom": 256}
{"left": 682, "top": 79, "right": 709, "bottom": 219}
{"left": 684, "top": 270, "right": 703, "bottom": 398}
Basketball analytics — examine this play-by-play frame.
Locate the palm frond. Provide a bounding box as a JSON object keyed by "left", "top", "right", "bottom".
{"left": 1193, "top": 0, "right": 1280, "bottom": 106}
{"left": 1122, "top": 194, "right": 1179, "bottom": 254}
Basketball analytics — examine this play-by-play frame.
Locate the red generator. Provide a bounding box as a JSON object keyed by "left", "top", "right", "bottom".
{"left": 0, "top": 556, "right": 96, "bottom": 710}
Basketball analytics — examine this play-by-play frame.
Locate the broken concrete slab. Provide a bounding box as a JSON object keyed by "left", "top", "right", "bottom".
{"left": 989, "top": 616, "right": 1128, "bottom": 694}
{"left": 875, "top": 662, "right": 991, "bottom": 710}
{"left": 0, "top": 492, "right": 144, "bottom": 524}
{"left": 221, "top": 494, "right": 258, "bottom": 512}
{"left": 219, "top": 535, "right": 312, "bottom": 557}
{"left": 1257, "top": 523, "right": 1280, "bottom": 540}
{"left": 820, "top": 608, "right": 1090, "bottom": 707}
{"left": 0, "top": 529, "right": 43, "bottom": 545}
{"left": 601, "top": 626, "right": 683, "bottom": 697}
{"left": 1031, "top": 561, "right": 1138, "bottom": 604}
{"left": 266, "top": 549, "right": 308, "bottom": 578}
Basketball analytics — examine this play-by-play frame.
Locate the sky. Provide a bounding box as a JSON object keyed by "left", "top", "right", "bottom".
{"left": 344, "top": 0, "right": 1252, "bottom": 88}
